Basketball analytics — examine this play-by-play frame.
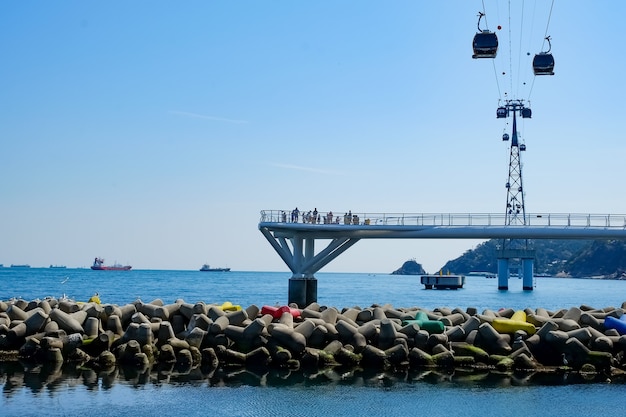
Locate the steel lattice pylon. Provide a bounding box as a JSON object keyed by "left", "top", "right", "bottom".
{"left": 505, "top": 107, "right": 526, "bottom": 226}
{"left": 496, "top": 99, "right": 535, "bottom": 290}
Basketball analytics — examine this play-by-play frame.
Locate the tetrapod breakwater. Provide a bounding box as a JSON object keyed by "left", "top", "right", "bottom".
{"left": 2, "top": 297, "right": 626, "bottom": 381}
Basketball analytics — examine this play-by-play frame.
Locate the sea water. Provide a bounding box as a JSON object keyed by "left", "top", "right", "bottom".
{"left": 2, "top": 268, "right": 626, "bottom": 416}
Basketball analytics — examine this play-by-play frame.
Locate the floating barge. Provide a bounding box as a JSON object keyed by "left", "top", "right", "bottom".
{"left": 420, "top": 274, "right": 465, "bottom": 290}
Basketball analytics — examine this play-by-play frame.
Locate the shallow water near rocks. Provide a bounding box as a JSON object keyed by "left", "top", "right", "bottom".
{"left": 2, "top": 268, "right": 626, "bottom": 416}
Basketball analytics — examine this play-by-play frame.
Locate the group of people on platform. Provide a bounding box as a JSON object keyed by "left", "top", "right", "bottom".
{"left": 282, "top": 208, "right": 364, "bottom": 225}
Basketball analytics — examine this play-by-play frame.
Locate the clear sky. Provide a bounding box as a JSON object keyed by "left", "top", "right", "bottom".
{"left": 1, "top": 1, "right": 625, "bottom": 273}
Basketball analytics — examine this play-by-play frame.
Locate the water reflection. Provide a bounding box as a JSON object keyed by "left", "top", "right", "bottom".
{"left": 1, "top": 360, "right": 622, "bottom": 397}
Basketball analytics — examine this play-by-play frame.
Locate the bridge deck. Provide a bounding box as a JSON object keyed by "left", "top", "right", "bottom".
{"left": 260, "top": 211, "right": 626, "bottom": 239}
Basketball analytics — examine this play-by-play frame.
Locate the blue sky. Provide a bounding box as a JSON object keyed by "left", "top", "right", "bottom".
{"left": 1, "top": 1, "right": 625, "bottom": 273}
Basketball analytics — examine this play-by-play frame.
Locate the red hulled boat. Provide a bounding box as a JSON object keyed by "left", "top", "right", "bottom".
{"left": 91, "top": 257, "right": 132, "bottom": 271}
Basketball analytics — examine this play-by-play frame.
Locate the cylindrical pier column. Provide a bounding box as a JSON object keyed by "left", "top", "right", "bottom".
{"left": 497, "top": 258, "right": 509, "bottom": 290}
{"left": 522, "top": 258, "right": 534, "bottom": 291}
{"left": 288, "top": 277, "right": 317, "bottom": 307}
{"left": 306, "top": 278, "right": 317, "bottom": 306}
{"left": 288, "top": 277, "right": 306, "bottom": 307}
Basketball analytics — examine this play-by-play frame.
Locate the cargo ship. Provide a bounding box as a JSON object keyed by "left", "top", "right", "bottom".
{"left": 91, "top": 257, "right": 131, "bottom": 271}
{"left": 199, "top": 264, "right": 230, "bottom": 272}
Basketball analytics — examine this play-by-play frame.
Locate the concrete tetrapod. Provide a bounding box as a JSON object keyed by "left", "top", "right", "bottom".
{"left": 2, "top": 297, "right": 626, "bottom": 381}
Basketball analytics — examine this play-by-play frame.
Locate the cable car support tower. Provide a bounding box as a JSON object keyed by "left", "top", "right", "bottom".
{"left": 496, "top": 100, "right": 535, "bottom": 290}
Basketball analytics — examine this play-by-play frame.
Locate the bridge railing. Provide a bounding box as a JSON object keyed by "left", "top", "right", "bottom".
{"left": 260, "top": 210, "right": 626, "bottom": 228}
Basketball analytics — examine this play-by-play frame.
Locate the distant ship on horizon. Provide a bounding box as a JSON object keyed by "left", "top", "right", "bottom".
{"left": 199, "top": 264, "right": 230, "bottom": 272}
{"left": 91, "top": 257, "right": 132, "bottom": 271}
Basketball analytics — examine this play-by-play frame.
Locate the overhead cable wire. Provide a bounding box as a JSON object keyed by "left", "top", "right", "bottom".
{"left": 481, "top": 0, "right": 488, "bottom": 27}
{"left": 527, "top": 0, "right": 554, "bottom": 102}
{"left": 481, "top": 0, "right": 502, "bottom": 101}
{"left": 541, "top": 0, "right": 555, "bottom": 50}
{"left": 492, "top": 59, "right": 502, "bottom": 100}
{"left": 507, "top": 0, "right": 514, "bottom": 99}
{"left": 515, "top": 0, "right": 525, "bottom": 99}
{"left": 526, "top": 69, "right": 537, "bottom": 101}
{"left": 522, "top": 0, "right": 537, "bottom": 101}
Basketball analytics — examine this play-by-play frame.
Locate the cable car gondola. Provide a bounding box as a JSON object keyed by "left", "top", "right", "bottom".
{"left": 533, "top": 36, "right": 555, "bottom": 75}
{"left": 472, "top": 12, "right": 498, "bottom": 59}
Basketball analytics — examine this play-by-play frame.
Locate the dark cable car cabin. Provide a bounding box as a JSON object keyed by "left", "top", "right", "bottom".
{"left": 533, "top": 36, "right": 555, "bottom": 75}
{"left": 520, "top": 144, "right": 526, "bottom": 151}
{"left": 502, "top": 133, "right": 510, "bottom": 141}
{"left": 497, "top": 107, "right": 508, "bottom": 118}
{"left": 533, "top": 53, "right": 555, "bottom": 75}
{"left": 521, "top": 107, "right": 532, "bottom": 118}
{"left": 473, "top": 31, "right": 498, "bottom": 58}
{"left": 472, "top": 12, "right": 498, "bottom": 59}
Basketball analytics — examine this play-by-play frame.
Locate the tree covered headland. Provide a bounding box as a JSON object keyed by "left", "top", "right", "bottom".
{"left": 438, "top": 239, "right": 626, "bottom": 278}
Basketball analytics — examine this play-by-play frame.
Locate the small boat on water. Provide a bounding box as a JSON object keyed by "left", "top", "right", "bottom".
{"left": 10, "top": 264, "right": 30, "bottom": 268}
{"left": 467, "top": 271, "right": 496, "bottom": 279}
{"left": 91, "top": 257, "right": 131, "bottom": 271}
{"left": 200, "top": 264, "right": 230, "bottom": 272}
{"left": 421, "top": 272, "right": 465, "bottom": 290}
{"left": 50, "top": 265, "right": 67, "bottom": 269}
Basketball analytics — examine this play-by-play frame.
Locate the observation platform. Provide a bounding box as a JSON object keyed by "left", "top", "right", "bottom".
{"left": 259, "top": 210, "right": 626, "bottom": 305}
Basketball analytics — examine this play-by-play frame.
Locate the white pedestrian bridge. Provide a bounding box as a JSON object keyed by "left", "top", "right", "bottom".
{"left": 258, "top": 210, "right": 626, "bottom": 306}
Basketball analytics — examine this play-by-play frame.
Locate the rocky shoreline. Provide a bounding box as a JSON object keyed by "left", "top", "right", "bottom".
{"left": 2, "top": 297, "right": 626, "bottom": 381}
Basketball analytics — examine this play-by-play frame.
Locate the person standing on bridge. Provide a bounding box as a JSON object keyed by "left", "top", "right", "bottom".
{"left": 291, "top": 207, "right": 299, "bottom": 223}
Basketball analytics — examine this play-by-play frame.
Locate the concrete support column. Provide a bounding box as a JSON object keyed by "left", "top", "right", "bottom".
{"left": 288, "top": 277, "right": 317, "bottom": 307}
{"left": 497, "top": 258, "right": 509, "bottom": 290}
{"left": 305, "top": 278, "right": 317, "bottom": 305}
{"left": 522, "top": 258, "right": 534, "bottom": 291}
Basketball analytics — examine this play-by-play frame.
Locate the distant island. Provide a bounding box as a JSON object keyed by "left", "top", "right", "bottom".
{"left": 391, "top": 259, "right": 426, "bottom": 275}
{"left": 394, "top": 239, "right": 626, "bottom": 279}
